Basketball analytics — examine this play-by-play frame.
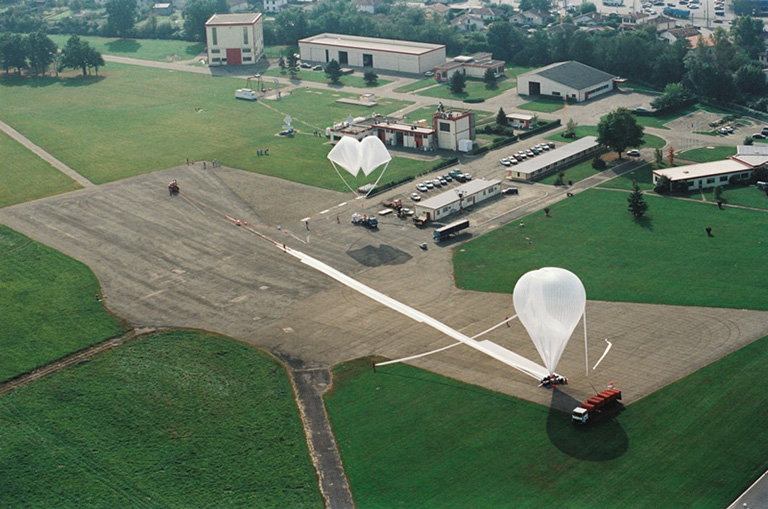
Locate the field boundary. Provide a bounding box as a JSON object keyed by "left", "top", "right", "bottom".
{"left": 0, "top": 327, "right": 158, "bottom": 397}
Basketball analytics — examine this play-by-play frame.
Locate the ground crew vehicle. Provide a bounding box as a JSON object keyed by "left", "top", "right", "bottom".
{"left": 351, "top": 213, "right": 378, "bottom": 229}
{"left": 572, "top": 388, "right": 622, "bottom": 424}
{"left": 433, "top": 219, "right": 469, "bottom": 241}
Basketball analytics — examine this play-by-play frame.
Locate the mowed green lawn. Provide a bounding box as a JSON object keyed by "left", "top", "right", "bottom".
{"left": 453, "top": 189, "right": 768, "bottom": 310}
{"left": 0, "top": 64, "right": 429, "bottom": 189}
{"left": 48, "top": 34, "right": 205, "bottom": 62}
{"left": 679, "top": 145, "right": 737, "bottom": 162}
{"left": 325, "top": 335, "right": 768, "bottom": 507}
{"left": 416, "top": 79, "right": 516, "bottom": 102}
{"left": 0, "top": 226, "right": 126, "bottom": 382}
{"left": 0, "top": 330, "right": 323, "bottom": 508}
{"left": 0, "top": 130, "right": 82, "bottom": 207}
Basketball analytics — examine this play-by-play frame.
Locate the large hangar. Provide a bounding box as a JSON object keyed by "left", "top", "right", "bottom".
{"left": 298, "top": 33, "right": 446, "bottom": 75}
{"left": 517, "top": 61, "right": 618, "bottom": 102}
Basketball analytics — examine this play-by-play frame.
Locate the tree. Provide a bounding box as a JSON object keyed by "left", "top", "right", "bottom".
{"left": 325, "top": 59, "right": 342, "bottom": 84}
{"left": 654, "top": 146, "right": 663, "bottom": 168}
{"left": 627, "top": 180, "right": 648, "bottom": 218}
{"left": 285, "top": 51, "right": 299, "bottom": 78}
{"left": 731, "top": 16, "right": 764, "bottom": 58}
{"left": 734, "top": 64, "right": 767, "bottom": 97}
{"left": 654, "top": 175, "right": 671, "bottom": 194}
{"left": 592, "top": 156, "right": 606, "bottom": 170}
{"left": 105, "top": 0, "right": 137, "bottom": 38}
{"left": 449, "top": 70, "right": 466, "bottom": 95}
{"left": 667, "top": 146, "right": 675, "bottom": 166}
{"left": 483, "top": 68, "right": 497, "bottom": 89}
{"left": 579, "top": 2, "right": 597, "bottom": 13}
{"left": 26, "top": 31, "right": 57, "bottom": 75}
{"left": 744, "top": 136, "right": 754, "bottom": 145}
{"left": 61, "top": 35, "right": 103, "bottom": 76}
{"left": 597, "top": 107, "right": 644, "bottom": 159}
{"left": 0, "top": 33, "right": 28, "bottom": 75}
{"left": 278, "top": 56, "right": 285, "bottom": 73}
{"left": 496, "top": 107, "right": 507, "bottom": 126}
{"left": 183, "top": 0, "right": 228, "bottom": 42}
{"left": 650, "top": 82, "right": 694, "bottom": 111}
{"left": 564, "top": 118, "right": 577, "bottom": 138}
{"left": 363, "top": 70, "right": 378, "bottom": 85}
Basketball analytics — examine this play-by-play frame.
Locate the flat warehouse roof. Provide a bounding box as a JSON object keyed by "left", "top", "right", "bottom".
{"left": 513, "top": 136, "right": 599, "bottom": 176}
{"left": 419, "top": 179, "right": 501, "bottom": 210}
{"left": 653, "top": 159, "right": 751, "bottom": 181}
{"left": 206, "top": 13, "right": 262, "bottom": 25}
{"left": 299, "top": 33, "right": 445, "bottom": 56}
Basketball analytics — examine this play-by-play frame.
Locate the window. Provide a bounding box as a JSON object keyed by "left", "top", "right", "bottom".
{"left": 212, "top": 57, "right": 221, "bottom": 62}
{"left": 706, "top": 178, "right": 715, "bottom": 184}
{"left": 243, "top": 27, "right": 248, "bottom": 45}
{"left": 552, "top": 91, "right": 561, "bottom": 96}
{"left": 439, "top": 122, "right": 450, "bottom": 132}
{"left": 244, "top": 57, "right": 252, "bottom": 62}
{"left": 211, "top": 27, "right": 217, "bottom": 45}
{"left": 720, "top": 176, "right": 728, "bottom": 182}
{"left": 339, "top": 51, "right": 348, "bottom": 65}
{"left": 211, "top": 49, "right": 220, "bottom": 53}
{"left": 243, "top": 48, "right": 251, "bottom": 52}
{"left": 688, "top": 181, "right": 696, "bottom": 187}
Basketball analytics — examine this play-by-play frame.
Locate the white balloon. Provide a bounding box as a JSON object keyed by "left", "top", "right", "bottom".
{"left": 359, "top": 136, "right": 392, "bottom": 176}
{"left": 327, "top": 136, "right": 362, "bottom": 177}
{"left": 513, "top": 267, "right": 586, "bottom": 375}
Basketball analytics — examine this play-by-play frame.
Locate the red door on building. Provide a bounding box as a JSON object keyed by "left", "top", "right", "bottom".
{"left": 226, "top": 48, "right": 241, "bottom": 65}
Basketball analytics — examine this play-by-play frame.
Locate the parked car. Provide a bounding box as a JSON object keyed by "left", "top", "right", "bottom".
{"left": 424, "top": 71, "right": 434, "bottom": 77}
{"left": 752, "top": 133, "right": 766, "bottom": 139}
{"left": 443, "top": 174, "right": 452, "bottom": 182}
{"left": 627, "top": 149, "right": 641, "bottom": 157}
{"left": 312, "top": 65, "right": 323, "bottom": 71}
{"left": 410, "top": 193, "right": 421, "bottom": 201}
{"left": 547, "top": 142, "right": 556, "bottom": 149}
{"left": 463, "top": 173, "right": 472, "bottom": 180}
{"left": 432, "top": 179, "right": 442, "bottom": 187}
{"left": 425, "top": 181, "right": 434, "bottom": 189}
{"left": 300, "top": 62, "right": 312, "bottom": 69}
{"left": 500, "top": 158, "right": 512, "bottom": 166}
{"left": 416, "top": 183, "right": 428, "bottom": 192}
{"left": 439, "top": 178, "right": 448, "bottom": 186}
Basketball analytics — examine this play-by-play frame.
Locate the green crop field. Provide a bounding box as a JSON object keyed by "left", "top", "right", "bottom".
{"left": 453, "top": 189, "right": 768, "bottom": 310}
{"left": 0, "top": 226, "right": 126, "bottom": 382}
{"left": 0, "top": 130, "right": 82, "bottom": 207}
{"left": 48, "top": 35, "right": 205, "bottom": 62}
{"left": 325, "top": 335, "right": 768, "bottom": 507}
{"left": 0, "top": 330, "right": 323, "bottom": 507}
{"left": 0, "top": 63, "right": 433, "bottom": 189}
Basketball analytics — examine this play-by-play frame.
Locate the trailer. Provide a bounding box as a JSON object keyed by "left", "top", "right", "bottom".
{"left": 235, "top": 88, "right": 257, "bottom": 101}
{"left": 433, "top": 219, "right": 469, "bottom": 241}
{"left": 572, "top": 388, "right": 622, "bottom": 424}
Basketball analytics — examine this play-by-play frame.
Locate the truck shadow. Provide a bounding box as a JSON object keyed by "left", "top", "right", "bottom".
{"left": 545, "top": 389, "right": 629, "bottom": 461}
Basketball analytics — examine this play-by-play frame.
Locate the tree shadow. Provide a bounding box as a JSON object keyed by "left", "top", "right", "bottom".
{"left": 545, "top": 389, "right": 629, "bottom": 461}
{"left": 185, "top": 43, "right": 206, "bottom": 57}
{"left": 61, "top": 75, "right": 105, "bottom": 87}
{"left": 105, "top": 39, "right": 141, "bottom": 54}
{"left": 0, "top": 74, "right": 59, "bottom": 88}
{"left": 633, "top": 215, "right": 654, "bottom": 230}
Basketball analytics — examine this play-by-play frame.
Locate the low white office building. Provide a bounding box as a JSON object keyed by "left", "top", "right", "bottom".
{"left": 415, "top": 178, "right": 501, "bottom": 222}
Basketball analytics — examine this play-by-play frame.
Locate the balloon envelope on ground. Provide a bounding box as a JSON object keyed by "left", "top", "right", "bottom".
{"left": 512, "top": 267, "right": 586, "bottom": 375}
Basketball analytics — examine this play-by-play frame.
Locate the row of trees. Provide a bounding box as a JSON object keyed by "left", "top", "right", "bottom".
{"left": 0, "top": 32, "right": 104, "bottom": 76}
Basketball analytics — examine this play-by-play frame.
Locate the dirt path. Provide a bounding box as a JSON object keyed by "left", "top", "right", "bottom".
{"left": 0, "top": 118, "right": 94, "bottom": 188}
{"left": 0, "top": 328, "right": 156, "bottom": 397}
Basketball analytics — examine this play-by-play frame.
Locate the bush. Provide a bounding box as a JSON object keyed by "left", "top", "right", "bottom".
{"left": 592, "top": 156, "right": 607, "bottom": 171}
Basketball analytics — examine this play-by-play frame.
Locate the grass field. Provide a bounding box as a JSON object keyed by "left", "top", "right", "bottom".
{"left": 416, "top": 79, "right": 516, "bottom": 102}
{"left": 394, "top": 79, "right": 438, "bottom": 93}
{"left": 679, "top": 145, "right": 737, "bottom": 162}
{"left": 0, "top": 226, "right": 126, "bottom": 382}
{"left": 0, "top": 130, "right": 82, "bottom": 207}
{"left": 0, "top": 329, "right": 323, "bottom": 507}
{"left": 598, "top": 163, "right": 655, "bottom": 191}
{"left": 260, "top": 66, "right": 392, "bottom": 88}
{"left": 537, "top": 158, "right": 600, "bottom": 186}
{"left": 0, "top": 63, "right": 432, "bottom": 189}
{"left": 453, "top": 189, "right": 768, "bottom": 310}
{"left": 403, "top": 106, "right": 493, "bottom": 124}
{"left": 48, "top": 35, "right": 205, "bottom": 62}
{"left": 325, "top": 334, "right": 768, "bottom": 507}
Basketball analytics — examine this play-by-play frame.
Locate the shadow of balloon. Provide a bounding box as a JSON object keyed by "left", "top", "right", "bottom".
{"left": 545, "top": 389, "right": 629, "bottom": 461}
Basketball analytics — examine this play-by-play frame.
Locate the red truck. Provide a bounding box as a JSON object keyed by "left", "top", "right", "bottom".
{"left": 572, "top": 388, "right": 622, "bottom": 424}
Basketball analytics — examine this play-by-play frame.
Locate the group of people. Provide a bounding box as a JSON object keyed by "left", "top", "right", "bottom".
{"left": 256, "top": 149, "right": 269, "bottom": 156}
{"left": 540, "top": 374, "right": 568, "bottom": 387}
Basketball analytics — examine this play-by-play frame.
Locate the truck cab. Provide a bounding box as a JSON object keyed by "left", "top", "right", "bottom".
{"left": 572, "top": 407, "right": 589, "bottom": 424}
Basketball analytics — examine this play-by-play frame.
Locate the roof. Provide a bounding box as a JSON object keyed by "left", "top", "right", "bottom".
{"left": 732, "top": 144, "right": 768, "bottom": 168}
{"left": 653, "top": 159, "right": 751, "bottom": 182}
{"left": 512, "top": 137, "right": 600, "bottom": 176}
{"left": 298, "top": 33, "right": 445, "bottom": 56}
{"left": 205, "top": 13, "right": 262, "bottom": 25}
{"left": 418, "top": 179, "right": 502, "bottom": 211}
{"left": 664, "top": 26, "right": 699, "bottom": 38}
{"left": 427, "top": 3, "right": 451, "bottom": 12}
{"left": 506, "top": 113, "right": 534, "bottom": 121}
{"left": 520, "top": 61, "right": 616, "bottom": 90}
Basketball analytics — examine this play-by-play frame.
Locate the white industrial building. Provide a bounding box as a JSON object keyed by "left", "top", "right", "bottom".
{"left": 507, "top": 136, "right": 602, "bottom": 181}
{"left": 415, "top": 178, "right": 502, "bottom": 222}
{"left": 652, "top": 145, "right": 768, "bottom": 189}
{"left": 205, "top": 13, "right": 264, "bottom": 66}
{"left": 298, "top": 33, "right": 446, "bottom": 75}
{"left": 517, "top": 61, "right": 618, "bottom": 102}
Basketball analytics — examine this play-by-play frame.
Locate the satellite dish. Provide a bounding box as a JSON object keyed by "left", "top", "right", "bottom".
{"left": 513, "top": 267, "right": 586, "bottom": 375}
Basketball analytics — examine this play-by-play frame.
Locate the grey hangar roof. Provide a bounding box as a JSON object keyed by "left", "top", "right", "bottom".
{"left": 521, "top": 61, "right": 616, "bottom": 90}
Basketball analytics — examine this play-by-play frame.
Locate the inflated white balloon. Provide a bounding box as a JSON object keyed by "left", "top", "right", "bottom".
{"left": 512, "top": 267, "right": 586, "bottom": 375}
